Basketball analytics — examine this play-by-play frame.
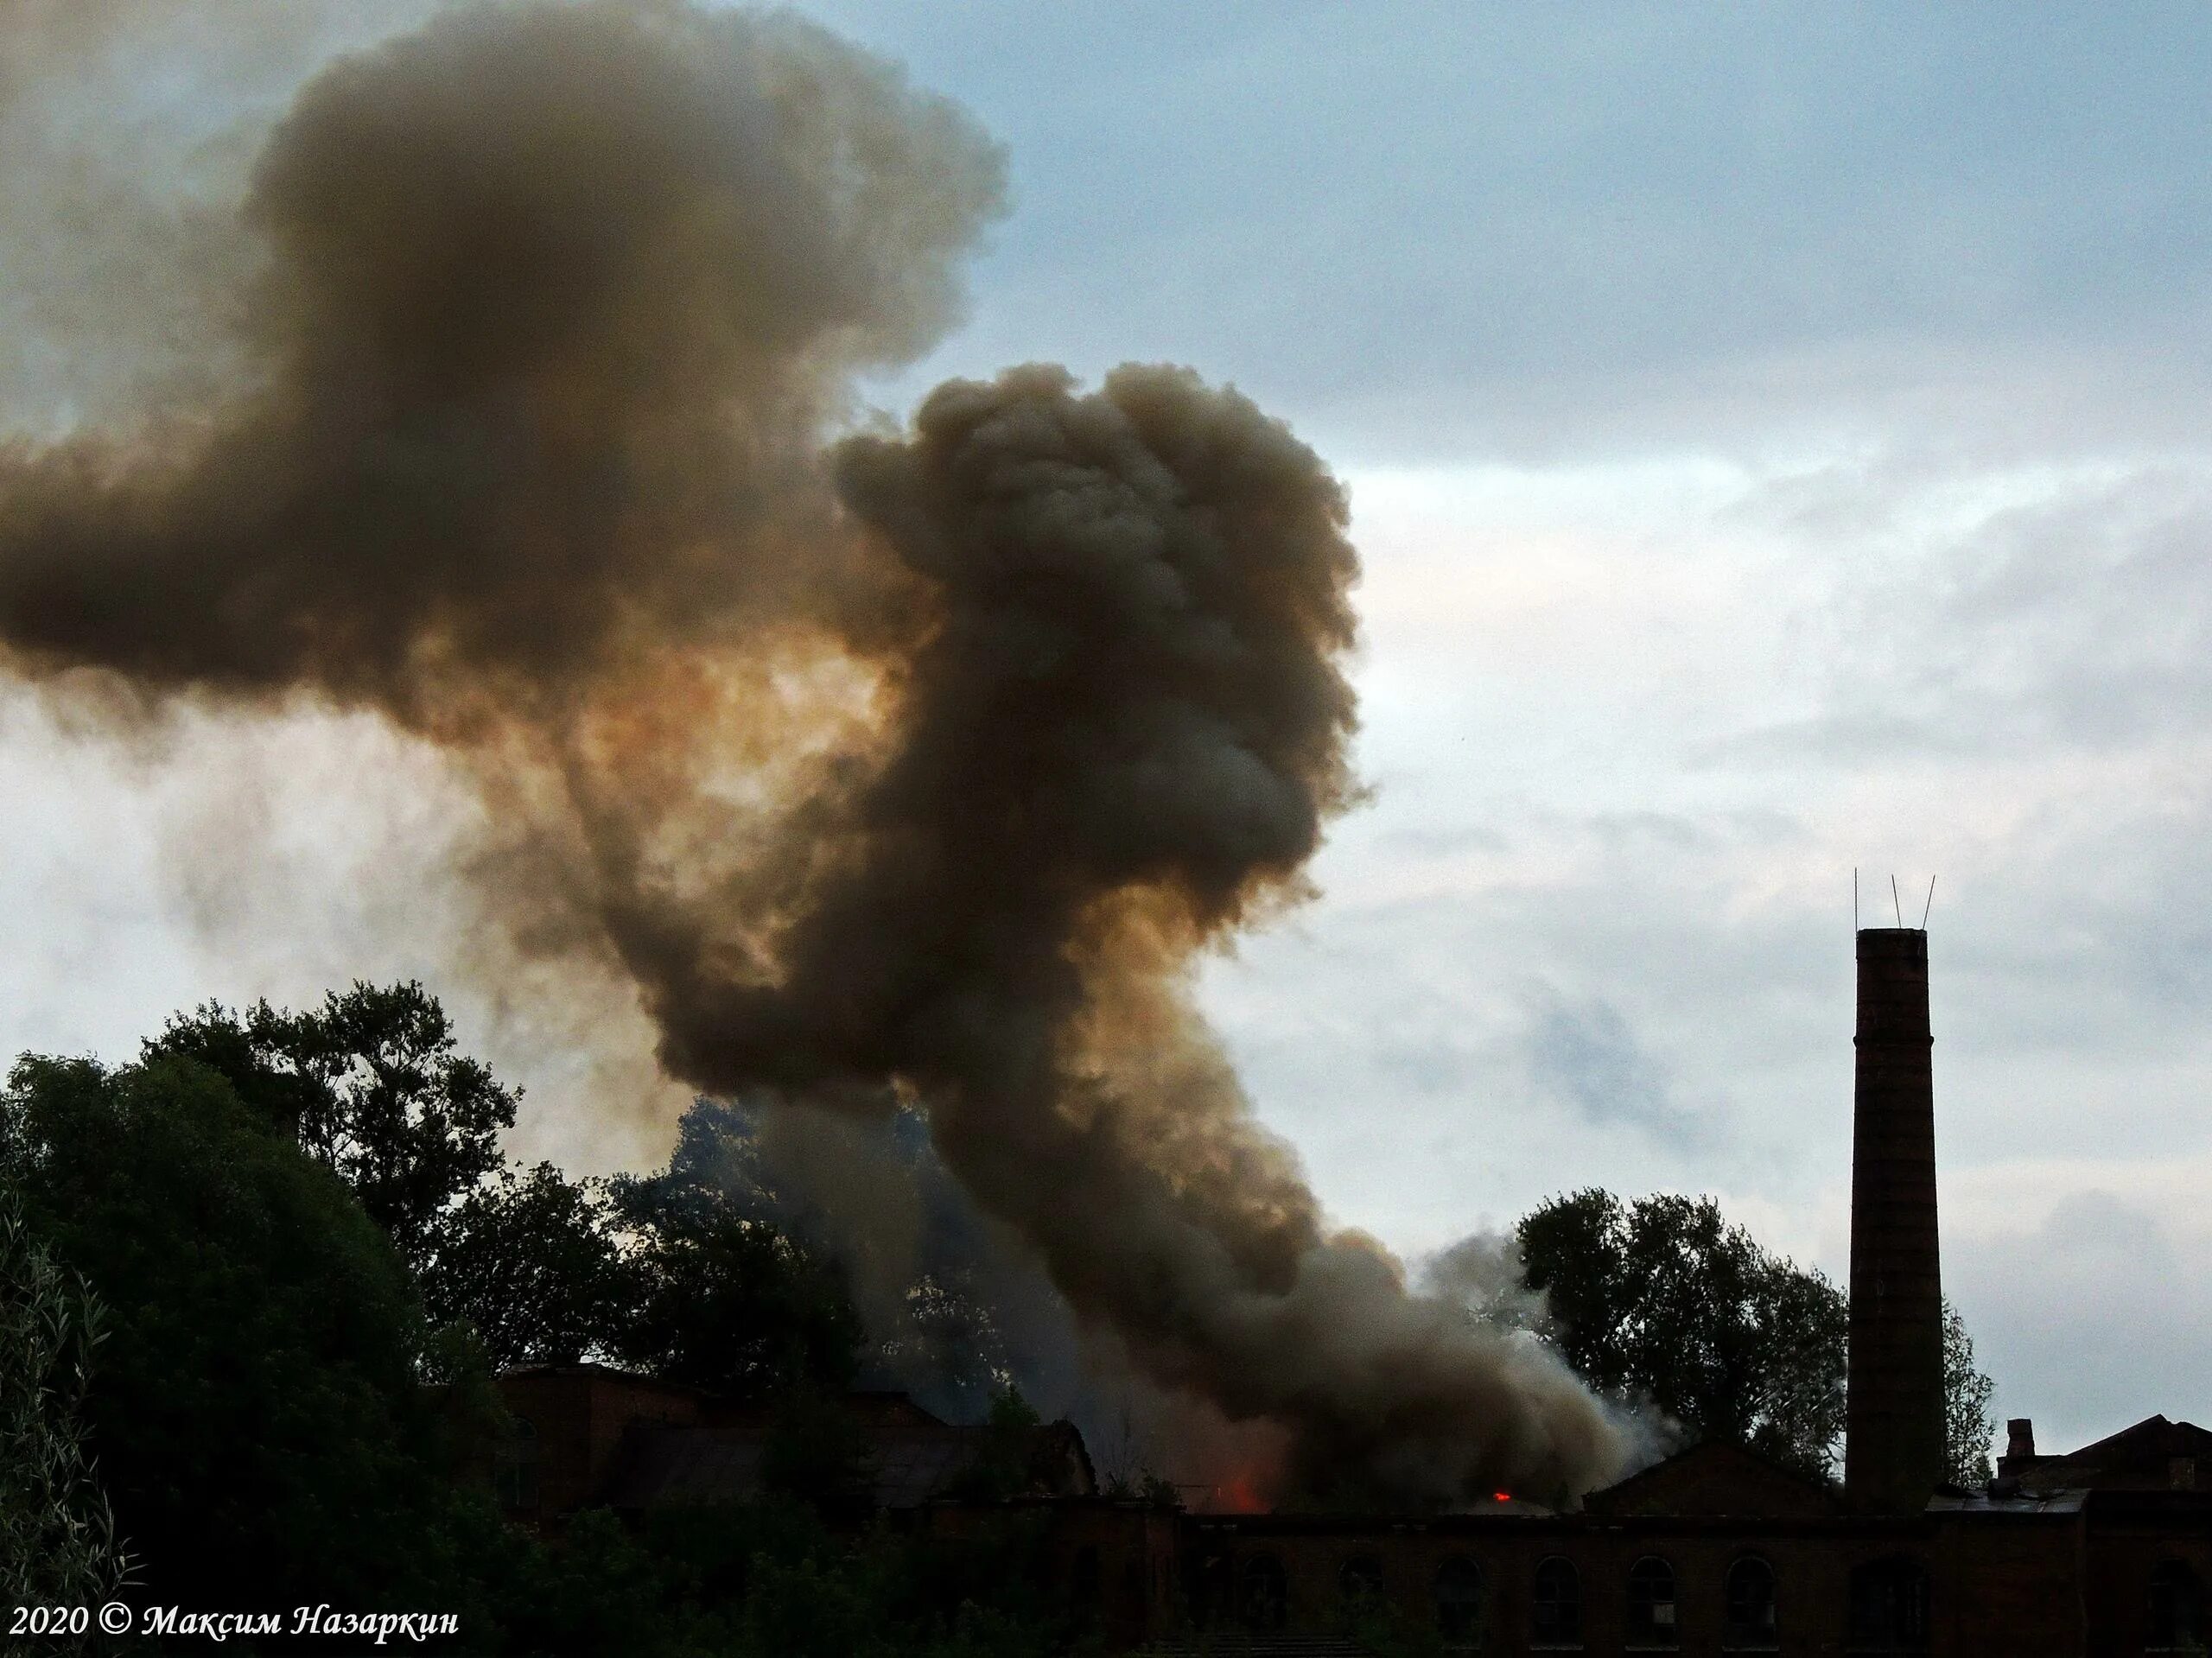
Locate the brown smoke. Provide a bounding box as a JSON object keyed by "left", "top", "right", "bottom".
{"left": 0, "top": 0, "right": 1624, "bottom": 1504}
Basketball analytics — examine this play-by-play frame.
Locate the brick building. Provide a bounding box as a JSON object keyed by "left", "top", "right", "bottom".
{"left": 495, "top": 930, "right": 2211, "bottom": 1653}
{"left": 1154, "top": 1430, "right": 2207, "bottom": 1654}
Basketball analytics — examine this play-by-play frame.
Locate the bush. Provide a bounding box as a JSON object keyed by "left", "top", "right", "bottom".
{"left": 0, "top": 1191, "right": 132, "bottom": 1614}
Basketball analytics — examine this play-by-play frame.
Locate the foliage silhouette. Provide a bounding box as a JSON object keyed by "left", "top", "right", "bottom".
{"left": 146, "top": 981, "right": 518, "bottom": 1278}
{"left": 1518, "top": 1188, "right": 1997, "bottom": 1484}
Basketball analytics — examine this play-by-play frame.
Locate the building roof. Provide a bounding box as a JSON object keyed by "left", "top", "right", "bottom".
{"left": 2008, "top": 1414, "right": 2212, "bottom": 1496}
{"left": 1926, "top": 1489, "right": 2086, "bottom": 1515}
{"left": 1582, "top": 1439, "right": 1840, "bottom": 1520}
{"left": 595, "top": 1399, "right": 1096, "bottom": 1512}
{"left": 2065, "top": 1413, "right": 2210, "bottom": 1466}
{"left": 601, "top": 1421, "right": 1005, "bottom": 1510}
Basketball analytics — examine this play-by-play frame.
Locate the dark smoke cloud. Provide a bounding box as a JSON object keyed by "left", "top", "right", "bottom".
{"left": 0, "top": 0, "right": 995, "bottom": 712}
{"left": 0, "top": 0, "right": 1624, "bottom": 1503}
{"left": 690, "top": 1092, "right": 1295, "bottom": 1504}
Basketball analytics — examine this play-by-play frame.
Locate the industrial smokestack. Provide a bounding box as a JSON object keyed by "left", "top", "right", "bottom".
{"left": 1845, "top": 927, "right": 1945, "bottom": 1511}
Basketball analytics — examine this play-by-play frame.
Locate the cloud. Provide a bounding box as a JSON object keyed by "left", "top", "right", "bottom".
{"left": 1948, "top": 1188, "right": 2212, "bottom": 1455}
{"left": 1721, "top": 457, "right": 2212, "bottom": 765}
{"left": 840, "top": 1, "right": 2212, "bottom": 458}
{"left": 1522, "top": 986, "right": 1707, "bottom": 1143}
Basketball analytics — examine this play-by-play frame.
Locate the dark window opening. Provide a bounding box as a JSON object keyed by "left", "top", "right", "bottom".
{"left": 1243, "top": 1553, "right": 1288, "bottom": 1632}
{"left": 1435, "top": 1555, "right": 1485, "bottom": 1648}
{"left": 2149, "top": 1559, "right": 2206, "bottom": 1654}
{"left": 1340, "top": 1554, "right": 1385, "bottom": 1612}
{"left": 493, "top": 1415, "right": 538, "bottom": 1513}
{"left": 1534, "top": 1556, "right": 1583, "bottom": 1650}
{"left": 1723, "top": 1556, "right": 1780, "bottom": 1652}
{"left": 1627, "top": 1555, "right": 1679, "bottom": 1649}
{"left": 1189, "top": 1550, "right": 1232, "bottom": 1630}
{"left": 1848, "top": 1557, "right": 1929, "bottom": 1654}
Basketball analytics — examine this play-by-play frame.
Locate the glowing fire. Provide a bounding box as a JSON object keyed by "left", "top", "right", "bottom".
{"left": 1215, "top": 1471, "right": 1268, "bottom": 1514}
{"left": 1493, "top": 1491, "right": 1512, "bottom": 1503}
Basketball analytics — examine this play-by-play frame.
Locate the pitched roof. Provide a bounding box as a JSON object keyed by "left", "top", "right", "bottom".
{"left": 2065, "top": 1414, "right": 2211, "bottom": 1463}
{"left": 1582, "top": 1439, "right": 1840, "bottom": 1519}
{"left": 2016, "top": 1415, "right": 2212, "bottom": 1494}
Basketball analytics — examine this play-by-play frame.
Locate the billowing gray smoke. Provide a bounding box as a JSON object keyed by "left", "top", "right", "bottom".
{"left": 0, "top": 0, "right": 1624, "bottom": 1504}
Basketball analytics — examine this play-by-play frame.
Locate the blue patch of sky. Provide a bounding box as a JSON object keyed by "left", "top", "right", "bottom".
{"left": 797, "top": 2, "right": 2212, "bottom": 436}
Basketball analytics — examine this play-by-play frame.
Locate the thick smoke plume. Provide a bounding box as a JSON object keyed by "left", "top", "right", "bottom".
{"left": 0, "top": 0, "right": 1624, "bottom": 1504}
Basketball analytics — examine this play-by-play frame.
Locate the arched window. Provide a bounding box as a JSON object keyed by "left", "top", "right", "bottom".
{"left": 1627, "top": 1555, "right": 1679, "bottom": 1649}
{"left": 1340, "top": 1554, "right": 1385, "bottom": 1612}
{"left": 1190, "top": 1550, "right": 1232, "bottom": 1630}
{"left": 1533, "top": 1556, "right": 1583, "bottom": 1649}
{"left": 493, "top": 1414, "right": 538, "bottom": 1512}
{"left": 1435, "top": 1555, "right": 1484, "bottom": 1647}
{"left": 1243, "top": 1553, "right": 1288, "bottom": 1632}
{"left": 1723, "top": 1556, "right": 1779, "bottom": 1651}
{"left": 2148, "top": 1560, "right": 2205, "bottom": 1653}
{"left": 1847, "top": 1556, "right": 1929, "bottom": 1653}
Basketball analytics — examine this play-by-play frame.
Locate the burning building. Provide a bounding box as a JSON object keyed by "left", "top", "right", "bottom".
{"left": 0, "top": 3, "right": 2202, "bottom": 1648}
{"left": 499, "top": 926, "right": 2210, "bottom": 1653}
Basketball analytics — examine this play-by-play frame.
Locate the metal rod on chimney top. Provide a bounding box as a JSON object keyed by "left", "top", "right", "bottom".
{"left": 1922, "top": 875, "right": 1936, "bottom": 929}
{"left": 1854, "top": 867, "right": 1859, "bottom": 931}
{"left": 1891, "top": 874, "right": 1903, "bottom": 928}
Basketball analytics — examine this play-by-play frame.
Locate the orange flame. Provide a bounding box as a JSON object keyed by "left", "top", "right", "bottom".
{"left": 1216, "top": 1471, "right": 1268, "bottom": 1514}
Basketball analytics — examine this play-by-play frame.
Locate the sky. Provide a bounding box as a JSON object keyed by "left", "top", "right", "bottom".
{"left": 3, "top": 0, "right": 2209, "bottom": 1458}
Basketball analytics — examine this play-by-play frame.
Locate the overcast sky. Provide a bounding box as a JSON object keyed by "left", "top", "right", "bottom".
{"left": 4, "top": 1, "right": 2209, "bottom": 1458}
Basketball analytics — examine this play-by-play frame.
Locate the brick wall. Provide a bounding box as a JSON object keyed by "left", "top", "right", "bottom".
{"left": 494, "top": 1365, "right": 705, "bottom": 1523}
{"left": 1171, "top": 1509, "right": 2093, "bottom": 1655}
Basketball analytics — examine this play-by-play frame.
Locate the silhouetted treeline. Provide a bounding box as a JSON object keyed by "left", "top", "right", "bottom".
{"left": 0, "top": 984, "right": 1091, "bottom": 1655}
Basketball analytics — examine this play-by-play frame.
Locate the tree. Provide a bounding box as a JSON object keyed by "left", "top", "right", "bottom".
{"left": 0, "top": 1051, "right": 506, "bottom": 1612}
{"left": 944, "top": 1386, "right": 1046, "bottom": 1501}
{"left": 1943, "top": 1299, "right": 1999, "bottom": 1486}
{"left": 144, "top": 981, "right": 518, "bottom": 1277}
{"left": 423, "top": 1161, "right": 631, "bottom": 1369}
{"left": 613, "top": 1176, "right": 865, "bottom": 1400}
{"left": 1518, "top": 1189, "right": 2002, "bottom": 1490}
{"left": 607, "top": 1098, "right": 868, "bottom": 1400}
{"left": 878, "top": 1274, "right": 1015, "bottom": 1427}
{"left": 147, "top": 994, "right": 867, "bottom": 1401}
{"left": 637, "top": 1096, "right": 1023, "bottom": 1423}
{"left": 0, "top": 1192, "right": 132, "bottom": 1615}
{"left": 1518, "top": 1189, "right": 1849, "bottom": 1480}
{"left": 412, "top": 1088, "right": 870, "bottom": 1394}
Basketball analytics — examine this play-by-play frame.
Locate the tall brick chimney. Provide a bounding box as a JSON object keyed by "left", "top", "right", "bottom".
{"left": 1845, "top": 926, "right": 1946, "bottom": 1511}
